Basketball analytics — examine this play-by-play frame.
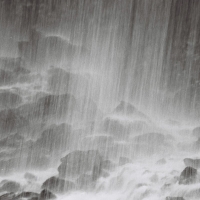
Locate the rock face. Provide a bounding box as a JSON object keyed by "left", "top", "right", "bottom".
{"left": 179, "top": 167, "right": 197, "bottom": 184}
{"left": 113, "top": 101, "right": 147, "bottom": 119}
{"left": 39, "top": 189, "right": 56, "bottom": 199}
{"left": 17, "top": 93, "right": 76, "bottom": 122}
{"left": 0, "top": 91, "right": 22, "bottom": 109}
{"left": 16, "top": 192, "right": 39, "bottom": 199}
{"left": 0, "top": 180, "right": 20, "bottom": 192}
{"left": 35, "top": 123, "right": 71, "bottom": 153}
{"left": 193, "top": 127, "right": 200, "bottom": 138}
{"left": 58, "top": 150, "right": 103, "bottom": 179}
{"left": 0, "top": 109, "right": 29, "bottom": 134}
{"left": 0, "top": 192, "right": 16, "bottom": 200}
{"left": 184, "top": 158, "right": 200, "bottom": 169}
{"left": 42, "top": 176, "right": 75, "bottom": 193}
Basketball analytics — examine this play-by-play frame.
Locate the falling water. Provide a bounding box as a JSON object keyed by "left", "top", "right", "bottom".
{"left": 0, "top": 0, "right": 200, "bottom": 200}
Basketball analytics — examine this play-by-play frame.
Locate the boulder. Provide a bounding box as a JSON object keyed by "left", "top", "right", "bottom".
{"left": 179, "top": 167, "right": 197, "bottom": 184}
{"left": 184, "top": 158, "right": 200, "bottom": 169}
{"left": 18, "top": 94, "right": 77, "bottom": 122}
{"left": 101, "top": 117, "right": 132, "bottom": 139}
{"left": 24, "top": 172, "right": 37, "bottom": 182}
{"left": 76, "top": 174, "right": 95, "bottom": 189}
{"left": 0, "top": 69, "right": 15, "bottom": 85}
{"left": 113, "top": 101, "right": 147, "bottom": 119}
{"left": 39, "top": 189, "right": 56, "bottom": 199}
{"left": 101, "top": 160, "right": 115, "bottom": 171}
{"left": 0, "top": 91, "right": 22, "bottom": 108}
{"left": 0, "top": 180, "right": 20, "bottom": 192}
{"left": 0, "top": 109, "right": 29, "bottom": 134}
{"left": 42, "top": 176, "right": 75, "bottom": 193}
{"left": 15, "top": 192, "right": 39, "bottom": 199}
{"left": 35, "top": 123, "right": 71, "bottom": 153}
{"left": 0, "top": 133, "right": 24, "bottom": 149}
{"left": 0, "top": 192, "right": 15, "bottom": 200}
{"left": 193, "top": 127, "right": 200, "bottom": 138}
{"left": 58, "top": 150, "right": 103, "bottom": 179}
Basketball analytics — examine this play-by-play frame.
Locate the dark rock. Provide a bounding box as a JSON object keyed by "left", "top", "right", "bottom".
{"left": 0, "top": 180, "right": 20, "bottom": 192}
{"left": 101, "top": 117, "right": 132, "bottom": 139}
{"left": 166, "top": 197, "right": 185, "bottom": 200}
{"left": 101, "top": 160, "right": 115, "bottom": 171}
{"left": 184, "top": 158, "right": 200, "bottom": 169}
{"left": 24, "top": 172, "right": 37, "bottom": 182}
{"left": 0, "top": 91, "right": 22, "bottom": 108}
{"left": 0, "top": 69, "right": 15, "bottom": 86}
{"left": 58, "top": 150, "right": 103, "bottom": 179}
{"left": 179, "top": 167, "right": 197, "bottom": 184}
{"left": 113, "top": 101, "right": 147, "bottom": 119}
{"left": 76, "top": 174, "right": 95, "bottom": 189}
{"left": 39, "top": 189, "right": 56, "bottom": 199}
{"left": 0, "top": 133, "right": 24, "bottom": 149}
{"left": 0, "top": 109, "right": 29, "bottom": 134}
{"left": 0, "top": 192, "right": 15, "bottom": 200}
{"left": 42, "top": 176, "right": 75, "bottom": 193}
{"left": 35, "top": 123, "right": 71, "bottom": 153}
{"left": 119, "top": 157, "right": 131, "bottom": 165}
{"left": 18, "top": 94, "right": 76, "bottom": 122}
{"left": 16, "top": 191, "right": 39, "bottom": 199}
{"left": 193, "top": 127, "right": 200, "bottom": 138}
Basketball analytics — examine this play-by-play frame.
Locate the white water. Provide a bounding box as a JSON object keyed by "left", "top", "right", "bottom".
{"left": 0, "top": 1, "right": 200, "bottom": 200}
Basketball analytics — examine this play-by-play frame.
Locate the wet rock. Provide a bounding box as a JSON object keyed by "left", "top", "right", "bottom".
{"left": 0, "top": 69, "right": 15, "bottom": 85}
{"left": 39, "top": 189, "right": 56, "bottom": 199}
{"left": 166, "top": 197, "right": 185, "bottom": 200}
{"left": 101, "top": 160, "right": 115, "bottom": 171}
{"left": 119, "top": 157, "right": 131, "bottom": 165}
{"left": 179, "top": 167, "right": 197, "bottom": 184}
{"left": 16, "top": 192, "right": 39, "bottom": 199}
{"left": 0, "top": 109, "right": 29, "bottom": 134}
{"left": 132, "top": 132, "right": 169, "bottom": 155}
{"left": 184, "top": 158, "right": 200, "bottom": 169}
{"left": 0, "top": 91, "right": 22, "bottom": 108}
{"left": 113, "top": 101, "right": 147, "bottom": 119}
{"left": 193, "top": 126, "right": 200, "bottom": 138}
{"left": 0, "top": 133, "right": 24, "bottom": 149}
{"left": 42, "top": 176, "right": 75, "bottom": 193}
{"left": 76, "top": 174, "right": 95, "bottom": 189}
{"left": 35, "top": 123, "right": 71, "bottom": 153}
{"left": 24, "top": 172, "right": 37, "bottom": 182}
{"left": 101, "top": 117, "right": 132, "bottom": 139}
{"left": 81, "top": 135, "right": 114, "bottom": 152}
{"left": 58, "top": 150, "right": 103, "bottom": 179}
{"left": 156, "top": 158, "right": 167, "bottom": 165}
{"left": 0, "top": 180, "right": 20, "bottom": 192}
{"left": 18, "top": 93, "right": 76, "bottom": 122}
{"left": 0, "top": 192, "right": 15, "bottom": 200}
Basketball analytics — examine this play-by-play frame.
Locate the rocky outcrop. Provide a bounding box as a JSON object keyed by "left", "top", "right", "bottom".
{"left": 192, "top": 126, "right": 200, "bottom": 138}
{"left": 42, "top": 176, "right": 75, "bottom": 193}
{"left": 0, "top": 180, "right": 20, "bottom": 193}
{"left": 58, "top": 150, "right": 103, "bottom": 180}
{"left": 179, "top": 167, "right": 197, "bottom": 184}
{"left": 0, "top": 91, "right": 22, "bottom": 109}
